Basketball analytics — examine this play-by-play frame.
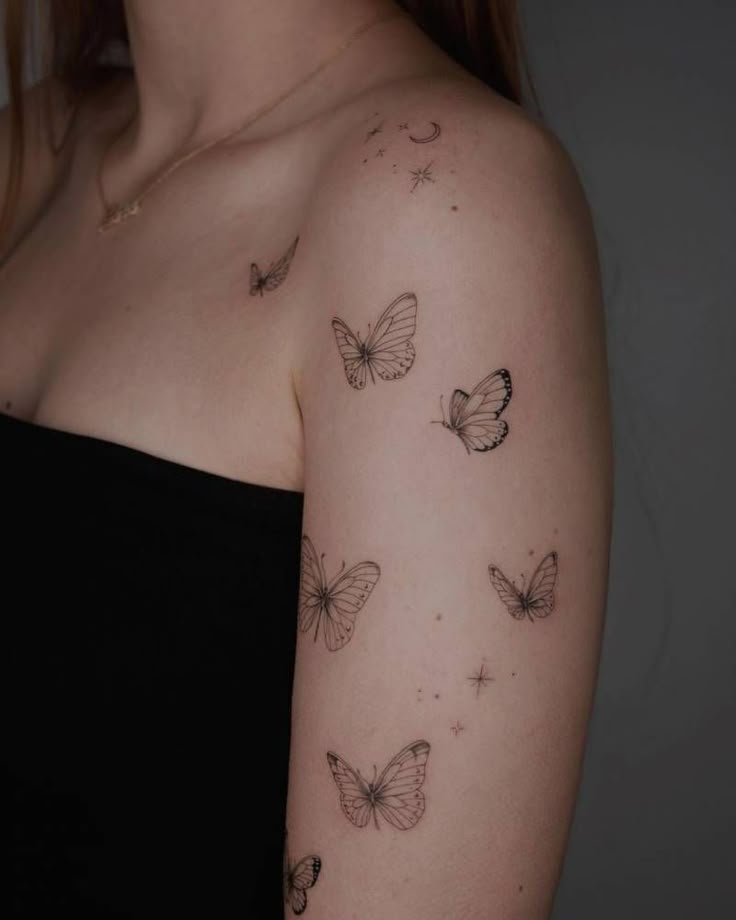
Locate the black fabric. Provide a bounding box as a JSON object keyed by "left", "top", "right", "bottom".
{"left": 3, "top": 411, "right": 303, "bottom": 917}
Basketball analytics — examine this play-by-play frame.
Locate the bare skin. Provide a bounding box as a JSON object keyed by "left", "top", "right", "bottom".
{"left": 1, "top": 2, "right": 611, "bottom": 916}
{"left": 0, "top": 0, "right": 463, "bottom": 489}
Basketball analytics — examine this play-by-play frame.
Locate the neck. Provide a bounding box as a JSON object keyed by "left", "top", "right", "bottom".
{"left": 123, "top": 0, "right": 399, "bottom": 146}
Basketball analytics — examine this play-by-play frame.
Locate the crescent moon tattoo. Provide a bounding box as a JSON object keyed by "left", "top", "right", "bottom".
{"left": 409, "top": 121, "right": 441, "bottom": 144}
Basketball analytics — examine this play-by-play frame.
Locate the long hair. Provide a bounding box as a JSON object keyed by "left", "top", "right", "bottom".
{"left": 1, "top": 0, "right": 534, "bottom": 237}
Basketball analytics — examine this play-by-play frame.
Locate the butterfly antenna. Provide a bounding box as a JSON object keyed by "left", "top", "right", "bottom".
{"left": 430, "top": 393, "right": 446, "bottom": 426}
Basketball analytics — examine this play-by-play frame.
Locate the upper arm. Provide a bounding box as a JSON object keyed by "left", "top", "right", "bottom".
{"left": 287, "top": 88, "right": 611, "bottom": 919}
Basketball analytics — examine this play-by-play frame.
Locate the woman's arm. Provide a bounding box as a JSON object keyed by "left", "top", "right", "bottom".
{"left": 287, "top": 95, "right": 611, "bottom": 919}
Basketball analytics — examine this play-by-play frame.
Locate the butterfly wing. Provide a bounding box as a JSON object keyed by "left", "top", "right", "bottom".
{"left": 372, "top": 740, "right": 431, "bottom": 830}
{"left": 451, "top": 368, "right": 512, "bottom": 452}
{"left": 262, "top": 235, "right": 300, "bottom": 292}
{"left": 286, "top": 856, "right": 321, "bottom": 915}
{"left": 447, "top": 388, "right": 470, "bottom": 424}
{"left": 364, "top": 292, "right": 417, "bottom": 382}
{"left": 326, "top": 751, "right": 374, "bottom": 828}
{"left": 488, "top": 564, "right": 527, "bottom": 620}
{"left": 283, "top": 834, "right": 290, "bottom": 895}
{"left": 249, "top": 262, "right": 263, "bottom": 296}
{"left": 331, "top": 318, "right": 368, "bottom": 390}
{"left": 463, "top": 368, "right": 513, "bottom": 419}
{"left": 288, "top": 886, "right": 308, "bottom": 916}
{"left": 525, "top": 552, "right": 558, "bottom": 619}
{"left": 298, "top": 536, "right": 326, "bottom": 635}
{"left": 322, "top": 561, "right": 381, "bottom": 651}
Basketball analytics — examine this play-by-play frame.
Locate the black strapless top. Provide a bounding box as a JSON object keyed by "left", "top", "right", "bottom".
{"left": 4, "top": 411, "right": 304, "bottom": 917}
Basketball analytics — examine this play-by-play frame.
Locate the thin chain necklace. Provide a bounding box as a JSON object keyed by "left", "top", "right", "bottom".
{"left": 97, "top": 8, "right": 404, "bottom": 232}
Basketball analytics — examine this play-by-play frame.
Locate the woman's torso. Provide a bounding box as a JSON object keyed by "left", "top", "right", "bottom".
{"left": 0, "top": 76, "right": 318, "bottom": 490}
{"left": 0, "top": 30, "right": 465, "bottom": 485}
{"left": 5, "top": 409, "right": 303, "bottom": 915}
{"left": 0, "top": 73, "right": 369, "bottom": 914}
{"left": 0, "top": 23, "right": 492, "bottom": 911}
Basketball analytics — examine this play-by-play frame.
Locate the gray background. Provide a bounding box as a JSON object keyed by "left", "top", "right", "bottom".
{"left": 2, "top": 1, "right": 735, "bottom": 917}
{"left": 522, "top": 2, "right": 736, "bottom": 917}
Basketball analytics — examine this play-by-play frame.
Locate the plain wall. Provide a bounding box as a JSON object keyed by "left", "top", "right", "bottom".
{"left": 2, "top": 2, "right": 735, "bottom": 916}
{"left": 522, "top": 2, "right": 736, "bottom": 917}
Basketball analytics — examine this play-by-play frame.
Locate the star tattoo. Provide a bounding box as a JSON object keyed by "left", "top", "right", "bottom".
{"left": 467, "top": 663, "right": 494, "bottom": 698}
{"left": 398, "top": 122, "right": 409, "bottom": 130}
{"left": 365, "top": 120, "right": 384, "bottom": 142}
{"left": 409, "top": 161, "right": 435, "bottom": 192}
{"left": 375, "top": 148, "right": 386, "bottom": 157}
{"left": 450, "top": 720, "right": 465, "bottom": 737}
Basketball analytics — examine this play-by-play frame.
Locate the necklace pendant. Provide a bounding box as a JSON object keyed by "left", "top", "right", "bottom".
{"left": 98, "top": 199, "right": 142, "bottom": 233}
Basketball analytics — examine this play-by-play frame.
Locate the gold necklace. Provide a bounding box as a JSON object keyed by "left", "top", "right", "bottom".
{"left": 97, "top": 8, "right": 404, "bottom": 232}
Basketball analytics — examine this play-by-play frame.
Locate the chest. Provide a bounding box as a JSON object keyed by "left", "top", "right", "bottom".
{"left": 0, "top": 141, "right": 310, "bottom": 488}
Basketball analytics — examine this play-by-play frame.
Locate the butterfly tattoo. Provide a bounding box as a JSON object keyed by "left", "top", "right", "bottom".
{"left": 432, "top": 367, "right": 512, "bottom": 453}
{"left": 249, "top": 235, "right": 299, "bottom": 296}
{"left": 298, "top": 536, "right": 380, "bottom": 651}
{"left": 283, "top": 833, "right": 321, "bottom": 916}
{"left": 326, "top": 740, "right": 431, "bottom": 831}
{"left": 488, "top": 551, "right": 558, "bottom": 622}
{"left": 332, "top": 292, "right": 417, "bottom": 389}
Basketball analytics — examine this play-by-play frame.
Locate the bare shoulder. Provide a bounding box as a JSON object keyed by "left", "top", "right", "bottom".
{"left": 315, "top": 73, "right": 591, "bottom": 225}
{"left": 296, "top": 74, "right": 602, "bottom": 365}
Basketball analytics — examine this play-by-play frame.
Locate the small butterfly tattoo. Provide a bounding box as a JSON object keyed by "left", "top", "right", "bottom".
{"left": 488, "top": 551, "right": 558, "bottom": 622}
{"left": 432, "top": 368, "right": 512, "bottom": 453}
{"left": 326, "top": 740, "right": 430, "bottom": 830}
{"left": 332, "top": 293, "right": 417, "bottom": 389}
{"left": 250, "top": 235, "right": 299, "bottom": 296}
{"left": 283, "top": 832, "right": 321, "bottom": 915}
{"left": 298, "top": 536, "right": 380, "bottom": 651}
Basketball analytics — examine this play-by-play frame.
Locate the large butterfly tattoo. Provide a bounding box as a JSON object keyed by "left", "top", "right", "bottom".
{"left": 283, "top": 833, "right": 321, "bottom": 916}
{"left": 332, "top": 292, "right": 417, "bottom": 389}
{"left": 488, "top": 551, "right": 558, "bottom": 622}
{"left": 433, "top": 367, "right": 512, "bottom": 453}
{"left": 298, "top": 536, "right": 381, "bottom": 651}
{"left": 250, "top": 235, "right": 299, "bottom": 296}
{"left": 326, "top": 740, "right": 431, "bottom": 831}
